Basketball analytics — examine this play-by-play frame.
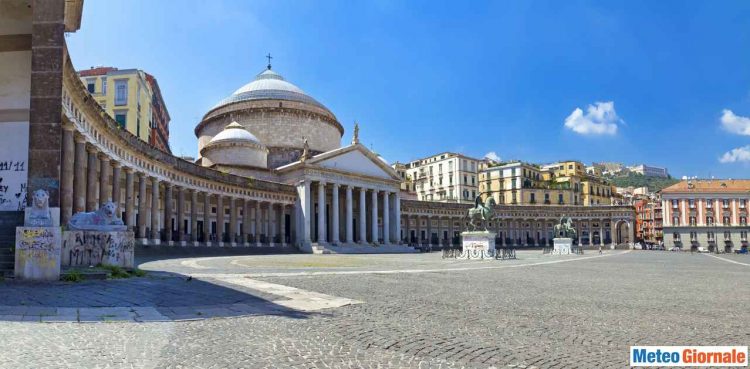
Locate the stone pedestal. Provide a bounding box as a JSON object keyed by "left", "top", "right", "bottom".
{"left": 15, "top": 227, "right": 62, "bottom": 281}
{"left": 553, "top": 238, "right": 572, "bottom": 255}
{"left": 461, "top": 231, "right": 496, "bottom": 259}
{"left": 62, "top": 231, "right": 135, "bottom": 269}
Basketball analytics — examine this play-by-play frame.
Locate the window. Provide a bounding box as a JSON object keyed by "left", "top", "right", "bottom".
{"left": 115, "top": 79, "right": 128, "bottom": 106}
{"left": 741, "top": 216, "right": 747, "bottom": 226}
{"left": 463, "top": 175, "right": 467, "bottom": 184}
{"left": 530, "top": 193, "right": 536, "bottom": 203}
{"left": 114, "top": 111, "right": 127, "bottom": 128}
{"left": 101, "top": 77, "right": 107, "bottom": 95}
{"left": 87, "top": 79, "right": 96, "bottom": 93}
{"left": 690, "top": 232, "right": 697, "bottom": 241}
{"left": 689, "top": 199, "right": 695, "bottom": 208}
{"left": 689, "top": 216, "right": 696, "bottom": 226}
{"left": 706, "top": 199, "right": 713, "bottom": 208}
{"left": 707, "top": 232, "right": 715, "bottom": 241}
{"left": 558, "top": 194, "right": 564, "bottom": 204}
{"left": 671, "top": 200, "right": 679, "bottom": 208}
{"left": 741, "top": 231, "right": 747, "bottom": 241}
{"left": 724, "top": 231, "right": 731, "bottom": 240}
{"left": 471, "top": 176, "right": 475, "bottom": 185}
{"left": 723, "top": 216, "right": 730, "bottom": 225}
{"left": 672, "top": 216, "right": 679, "bottom": 225}
{"left": 673, "top": 232, "right": 680, "bottom": 241}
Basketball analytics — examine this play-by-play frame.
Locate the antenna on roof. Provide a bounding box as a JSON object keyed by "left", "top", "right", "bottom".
{"left": 265, "top": 53, "right": 273, "bottom": 70}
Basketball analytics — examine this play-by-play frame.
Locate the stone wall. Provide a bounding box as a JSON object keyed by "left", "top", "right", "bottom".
{"left": 197, "top": 109, "right": 342, "bottom": 160}
{"left": 62, "top": 230, "right": 135, "bottom": 269}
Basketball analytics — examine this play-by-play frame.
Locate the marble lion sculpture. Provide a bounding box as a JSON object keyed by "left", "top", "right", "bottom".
{"left": 25, "top": 189, "right": 53, "bottom": 227}
{"left": 69, "top": 201, "right": 126, "bottom": 231}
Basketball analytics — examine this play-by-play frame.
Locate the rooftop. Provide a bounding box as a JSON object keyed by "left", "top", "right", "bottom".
{"left": 661, "top": 179, "right": 750, "bottom": 193}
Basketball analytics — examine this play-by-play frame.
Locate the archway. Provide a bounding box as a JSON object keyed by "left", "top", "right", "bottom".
{"left": 615, "top": 220, "right": 631, "bottom": 245}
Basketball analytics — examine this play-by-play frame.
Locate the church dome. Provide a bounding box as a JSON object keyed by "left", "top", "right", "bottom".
{"left": 210, "top": 68, "right": 331, "bottom": 113}
{"left": 208, "top": 121, "right": 260, "bottom": 145}
{"left": 201, "top": 122, "right": 267, "bottom": 169}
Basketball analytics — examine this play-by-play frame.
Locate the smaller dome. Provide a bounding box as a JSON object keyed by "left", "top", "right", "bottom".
{"left": 209, "top": 121, "right": 261, "bottom": 145}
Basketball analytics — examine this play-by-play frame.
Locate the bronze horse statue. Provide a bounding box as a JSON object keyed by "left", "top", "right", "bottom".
{"left": 553, "top": 216, "right": 577, "bottom": 239}
{"left": 467, "top": 196, "right": 496, "bottom": 231}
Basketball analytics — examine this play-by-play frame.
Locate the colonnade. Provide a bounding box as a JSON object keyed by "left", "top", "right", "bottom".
{"left": 297, "top": 180, "right": 401, "bottom": 246}
{"left": 59, "top": 125, "right": 292, "bottom": 247}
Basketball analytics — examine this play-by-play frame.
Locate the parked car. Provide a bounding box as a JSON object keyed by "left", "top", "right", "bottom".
{"left": 670, "top": 246, "right": 681, "bottom": 252}
{"left": 697, "top": 246, "right": 710, "bottom": 253}
{"left": 734, "top": 248, "right": 748, "bottom": 254}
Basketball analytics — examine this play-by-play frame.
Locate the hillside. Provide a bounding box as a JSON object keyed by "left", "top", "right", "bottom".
{"left": 607, "top": 173, "right": 679, "bottom": 193}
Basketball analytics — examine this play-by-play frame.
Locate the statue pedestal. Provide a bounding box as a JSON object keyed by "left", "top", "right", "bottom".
{"left": 553, "top": 238, "right": 572, "bottom": 255}
{"left": 15, "top": 227, "right": 62, "bottom": 281}
{"left": 461, "top": 231, "right": 496, "bottom": 259}
{"left": 62, "top": 231, "right": 135, "bottom": 269}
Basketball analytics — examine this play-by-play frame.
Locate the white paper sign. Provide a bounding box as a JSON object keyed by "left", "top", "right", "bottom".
{"left": 0, "top": 121, "right": 29, "bottom": 211}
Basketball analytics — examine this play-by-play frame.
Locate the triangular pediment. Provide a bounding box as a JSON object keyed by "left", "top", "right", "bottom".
{"left": 274, "top": 144, "right": 401, "bottom": 181}
{"left": 315, "top": 146, "right": 398, "bottom": 180}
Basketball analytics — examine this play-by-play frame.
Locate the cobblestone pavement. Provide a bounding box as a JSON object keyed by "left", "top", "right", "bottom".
{"left": 0, "top": 251, "right": 748, "bottom": 368}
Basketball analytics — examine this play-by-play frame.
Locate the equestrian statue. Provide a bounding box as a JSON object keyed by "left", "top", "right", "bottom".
{"left": 553, "top": 216, "right": 577, "bottom": 239}
{"left": 466, "top": 195, "right": 496, "bottom": 231}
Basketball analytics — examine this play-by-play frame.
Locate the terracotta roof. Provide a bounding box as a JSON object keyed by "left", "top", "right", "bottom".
{"left": 79, "top": 67, "right": 118, "bottom": 76}
{"left": 661, "top": 179, "right": 750, "bottom": 193}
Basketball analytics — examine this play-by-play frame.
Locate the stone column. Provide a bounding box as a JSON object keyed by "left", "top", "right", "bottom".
{"left": 359, "top": 188, "right": 367, "bottom": 244}
{"left": 268, "top": 202, "right": 279, "bottom": 246}
{"left": 383, "top": 191, "right": 390, "bottom": 245}
{"left": 254, "top": 201, "right": 262, "bottom": 246}
{"left": 125, "top": 168, "right": 135, "bottom": 230}
{"left": 73, "top": 135, "right": 87, "bottom": 213}
{"left": 190, "top": 189, "right": 198, "bottom": 245}
{"left": 112, "top": 163, "right": 122, "bottom": 209}
{"left": 164, "top": 183, "right": 173, "bottom": 245}
{"left": 243, "top": 199, "right": 251, "bottom": 245}
{"left": 150, "top": 177, "right": 160, "bottom": 245}
{"left": 98, "top": 154, "right": 111, "bottom": 205}
{"left": 427, "top": 216, "right": 433, "bottom": 246}
{"left": 297, "top": 180, "right": 312, "bottom": 247}
{"left": 331, "top": 184, "right": 340, "bottom": 244}
{"left": 403, "top": 213, "right": 410, "bottom": 244}
{"left": 216, "top": 194, "right": 224, "bottom": 246}
{"left": 317, "top": 181, "right": 327, "bottom": 244}
{"left": 229, "top": 197, "right": 238, "bottom": 246}
{"left": 279, "top": 205, "right": 287, "bottom": 245}
{"left": 86, "top": 146, "right": 98, "bottom": 211}
{"left": 395, "top": 192, "right": 402, "bottom": 244}
{"left": 60, "top": 125, "right": 75, "bottom": 224}
{"left": 263, "top": 203, "right": 270, "bottom": 244}
{"left": 345, "top": 185, "right": 353, "bottom": 244}
{"left": 371, "top": 190, "right": 379, "bottom": 243}
{"left": 177, "top": 186, "right": 185, "bottom": 246}
{"left": 203, "top": 193, "right": 211, "bottom": 245}
{"left": 599, "top": 221, "right": 604, "bottom": 246}
{"left": 415, "top": 215, "right": 421, "bottom": 244}
{"left": 137, "top": 173, "right": 147, "bottom": 241}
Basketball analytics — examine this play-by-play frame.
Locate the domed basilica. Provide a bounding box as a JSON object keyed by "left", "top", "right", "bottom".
{"left": 193, "top": 60, "right": 408, "bottom": 252}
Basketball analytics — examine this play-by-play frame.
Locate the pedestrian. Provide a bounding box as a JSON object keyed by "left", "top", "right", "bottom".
{"left": 598, "top": 244, "right": 602, "bottom": 254}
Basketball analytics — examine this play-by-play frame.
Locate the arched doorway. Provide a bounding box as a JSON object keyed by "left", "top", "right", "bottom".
{"left": 615, "top": 220, "right": 631, "bottom": 245}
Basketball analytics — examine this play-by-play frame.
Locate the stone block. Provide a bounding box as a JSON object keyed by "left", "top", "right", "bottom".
{"left": 14, "top": 226, "right": 61, "bottom": 281}
{"left": 553, "top": 238, "right": 572, "bottom": 255}
{"left": 61, "top": 230, "right": 135, "bottom": 268}
{"left": 461, "top": 231, "right": 496, "bottom": 259}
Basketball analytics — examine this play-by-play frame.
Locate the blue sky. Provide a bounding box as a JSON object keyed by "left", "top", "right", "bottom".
{"left": 67, "top": 0, "right": 750, "bottom": 178}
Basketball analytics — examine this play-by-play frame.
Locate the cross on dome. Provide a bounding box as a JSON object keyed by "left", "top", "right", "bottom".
{"left": 266, "top": 53, "right": 273, "bottom": 70}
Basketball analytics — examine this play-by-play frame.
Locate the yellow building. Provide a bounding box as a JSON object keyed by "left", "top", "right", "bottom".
{"left": 78, "top": 67, "right": 153, "bottom": 143}
{"left": 480, "top": 160, "right": 614, "bottom": 206}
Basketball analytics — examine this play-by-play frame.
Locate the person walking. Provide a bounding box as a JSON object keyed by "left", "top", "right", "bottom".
{"left": 598, "top": 244, "right": 603, "bottom": 254}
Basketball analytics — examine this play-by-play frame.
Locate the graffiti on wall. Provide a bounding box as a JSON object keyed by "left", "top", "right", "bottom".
{"left": 62, "top": 231, "right": 135, "bottom": 268}
{"left": 15, "top": 227, "right": 61, "bottom": 281}
{"left": 0, "top": 122, "right": 29, "bottom": 211}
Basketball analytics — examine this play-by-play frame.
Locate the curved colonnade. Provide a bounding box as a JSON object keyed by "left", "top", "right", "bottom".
{"left": 60, "top": 54, "right": 296, "bottom": 247}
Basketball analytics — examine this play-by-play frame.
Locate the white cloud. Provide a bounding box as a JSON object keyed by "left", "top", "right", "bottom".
{"left": 563, "top": 101, "right": 621, "bottom": 136}
{"left": 484, "top": 151, "right": 501, "bottom": 162}
{"left": 719, "top": 145, "right": 750, "bottom": 163}
{"left": 720, "top": 109, "right": 750, "bottom": 136}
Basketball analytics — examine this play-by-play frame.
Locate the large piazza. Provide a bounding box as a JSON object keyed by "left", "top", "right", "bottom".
{"left": 0, "top": 1, "right": 634, "bottom": 274}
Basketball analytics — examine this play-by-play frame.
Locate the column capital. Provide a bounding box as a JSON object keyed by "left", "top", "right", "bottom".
{"left": 62, "top": 121, "right": 76, "bottom": 131}
{"left": 332, "top": 182, "right": 340, "bottom": 189}
{"left": 123, "top": 166, "right": 134, "bottom": 173}
{"left": 74, "top": 133, "right": 87, "bottom": 144}
{"left": 97, "top": 152, "right": 110, "bottom": 161}
{"left": 85, "top": 144, "right": 98, "bottom": 154}
{"left": 111, "top": 161, "right": 122, "bottom": 169}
